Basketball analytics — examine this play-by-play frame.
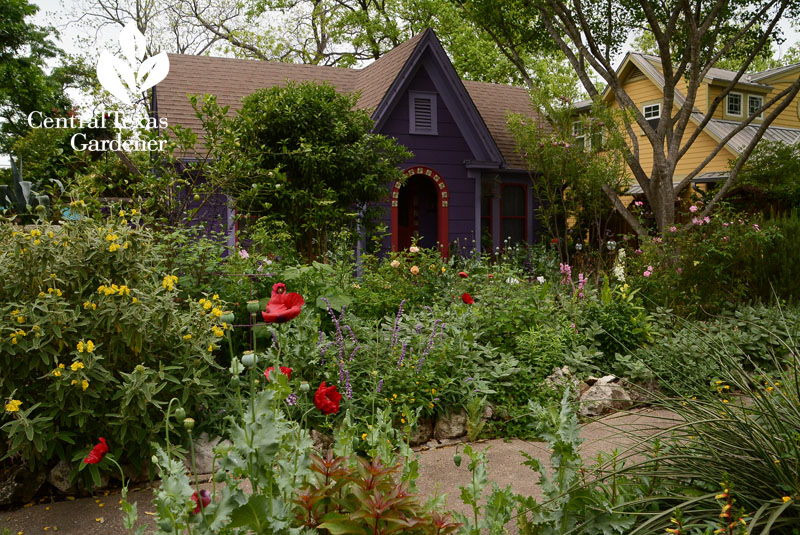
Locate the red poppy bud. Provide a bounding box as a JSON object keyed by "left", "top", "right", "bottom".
{"left": 458, "top": 271, "right": 468, "bottom": 278}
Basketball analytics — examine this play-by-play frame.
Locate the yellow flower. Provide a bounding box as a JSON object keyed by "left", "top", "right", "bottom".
{"left": 782, "top": 496, "right": 791, "bottom": 503}
{"left": 16, "top": 315, "right": 25, "bottom": 324}
{"left": 71, "top": 361, "right": 84, "bottom": 371}
{"left": 429, "top": 403, "right": 434, "bottom": 408}
{"left": 52, "top": 369, "right": 62, "bottom": 377}
{"left": 183, "top": 334, "right": 192, "bottom": 340}
{"left": 81, "top": 380, "right": 89, "bottom": 391}
{"left": 392, "top": 393, "right": 397, "bottom": 399}
{"left": 211, "top": 308, "right": 223, "bottom": 318}
{"left": 410, "top": 265, "right": 419, "bottom": 275}
{"left": 693, "top": 260, "right": 700, "bottom": 266}
{"left": 212, "top": 294, "right": 219, "bottom": 300}
{"left": 723, "top": 399, "right": 729, "bottom": 403}
{"left": 203, "top": 300, "right": 213, "bottom": 310}
{"left": 441, "top": 266, "right": 446, "bottom": 274}
{"left": 715, "top": 380, "right": 723, "bottom": 385}
{"left": 108, "top": 243, "right": 120, "bottom": 252}
{"left": 130, "top": 209, "right": 137, "bottom": 215}
{"left": 5, "top": 400, "right": 22, "bottom": 413}
{"left": 131, "top": 297, "right": 139, "bottom": 304}
{"left": 162, "top": 275, "right": 178, "bottom": 291}
{"left": 123, "top": 241, "right": 130, "bottom": 249}
{"left": 211, "top": 325, "right": 225, "bottom": 337}
{"left": 86, "top": 340, "right": 95, "bottom": 353}
{"left": 77, "top": 341, "right": 84, "bottom": 353}
{"left": 119, "top": 210, "right": 125, "bottom": 217}
{"left": 71, "top": 380, "right": 77, "bottom": 386}
{"left": 361, "top": 433, "right": 367, "bottom": 440}
{"left": 665, "top": 529, "right": 679, "bottom": 534}
{"left": 400, "top": 418, "right": 406, "bottom": 424}
{"left": 208, "top": 344, "right": 214, "bottom": 352}
{"left": 33, "top": 239, "right": 41, "bottom": 246}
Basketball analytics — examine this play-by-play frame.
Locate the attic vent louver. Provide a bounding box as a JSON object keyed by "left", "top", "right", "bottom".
{"left": 409, "top": 91, "right": 437, "bottom": 135}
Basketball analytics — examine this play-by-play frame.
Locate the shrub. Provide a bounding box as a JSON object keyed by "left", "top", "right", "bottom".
{"left": 0, "top": 209, "right": 227, "bottom": 475}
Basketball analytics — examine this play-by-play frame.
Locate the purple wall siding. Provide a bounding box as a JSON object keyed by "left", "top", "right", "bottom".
{"left": 378, "top": 60, "right": 477, "bottom": 250}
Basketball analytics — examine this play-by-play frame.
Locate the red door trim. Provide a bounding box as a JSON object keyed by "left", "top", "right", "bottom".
{"left": 390, "top": 166, "right": 450, "bottom": 258}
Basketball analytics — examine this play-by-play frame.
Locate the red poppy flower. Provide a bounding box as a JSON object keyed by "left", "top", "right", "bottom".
{"left": 458, "top": 271, "right": 468, "bottom": 278}
{"left": 264, "top": 366, "right": 292, "bottom": 381}
{"left": 314, "top": 382, "right": 342, "bottom": 415}
{"left": 551, "top": 238, "right": 559, "bottom": 244}
{"left": 462, "top": 292, "right": 474, "bottom": 304}
{"left": 262, "top": 282, "right": 305, "bottom": 323}
{"left": 192, "top": 489, "right": 211, "bottom": 513}
{"left": 84, "top": 437, "right": 109, "bottom": 464}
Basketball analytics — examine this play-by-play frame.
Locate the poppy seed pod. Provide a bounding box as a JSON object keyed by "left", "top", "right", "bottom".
{"left": 246, "top": 300, "right": 260, "bottom": 313}
{"left": 183, "top": 417, "right": 195, "bottom": 431}
{"left": 241, "top": 351, "right": 255, "bottom": 368}
{"left": 220, "top": 311, "right": 235, "bottom": 324}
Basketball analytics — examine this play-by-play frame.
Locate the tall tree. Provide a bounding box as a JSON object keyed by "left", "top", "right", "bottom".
{"left": 0, "top": 0, "right": 75, "bottom": 153}
{"left": 455, "top": 0, "right": 800, "bottom": 234}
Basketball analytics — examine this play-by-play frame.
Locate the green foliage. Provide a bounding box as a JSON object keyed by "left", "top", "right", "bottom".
{"left": 226, "top": 81, "right": 412, "bottom": 260}
{"left": 507, "top": 100, "right": 628, "bottom": 266}
{"left": 732, "top": 141, "right": 800, "bottom": 208}
{"left": 0, "top": 0, "right": 72, "bottom": 152}
{"left": 608, "top": 314, "right": 800, "bottom": 534}
{"left": 628, "top": 305, "right": 800, "bottom": 395}
{"left": 0, "top": 156, "right": 59, "bottom": 220}
{"left": 0, "top": 210, "right": 227, "bottom": 473}
{"left": 626, "top": 206, "right": 787, "bottom": 313}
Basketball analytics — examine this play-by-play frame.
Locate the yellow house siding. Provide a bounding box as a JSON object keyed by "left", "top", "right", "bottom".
{"left": 764, "top": 79, "right": 800, "bottom": 129}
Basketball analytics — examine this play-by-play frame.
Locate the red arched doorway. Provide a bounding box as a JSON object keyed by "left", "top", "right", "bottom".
{"left": 390, "top": 166, "right": 450, "bottom": 258}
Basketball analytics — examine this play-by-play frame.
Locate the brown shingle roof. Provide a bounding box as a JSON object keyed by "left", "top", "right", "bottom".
{"left": 463, "top": 80, "right": 539, "bottom": 169}
{"left": 156, "top": 31, "right": 538, "bottom": 168}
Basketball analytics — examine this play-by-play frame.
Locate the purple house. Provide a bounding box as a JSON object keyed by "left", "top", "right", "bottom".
{"left": 155, "top": 29, "right": 544, "bottom": 256}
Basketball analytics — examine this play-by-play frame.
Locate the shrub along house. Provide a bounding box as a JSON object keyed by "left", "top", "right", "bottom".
{"left": 154, "top": 29, "right": 544, "bottom": 256}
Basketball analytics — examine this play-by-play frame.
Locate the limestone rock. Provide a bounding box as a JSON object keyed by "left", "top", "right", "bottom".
{"left": 596, "top": 375, "right": 619, "bottom": 385}
{"left": 0, "top": 465, "right": 46, "bottom": 505}
{"left": 186, "top": 433, "right": 232, "bottom": 475}
{"left": 47, "top": 460, "right": 74, "bottom": 494}
{"left": 433, "top": 409, "right": 467, "bottom": 439}
{"left": 545, "top": 366, "right": 574, "bottom": 388}
{"left": 409, "top": 418, "right": 434, "bottom": 446}
{"left": 579, "top": 383, "right": 632, "bottom": 418}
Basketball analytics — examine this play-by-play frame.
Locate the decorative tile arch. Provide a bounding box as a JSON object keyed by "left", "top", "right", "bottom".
{"left": 390, "top": 166, "right": 450, "bottom": 258}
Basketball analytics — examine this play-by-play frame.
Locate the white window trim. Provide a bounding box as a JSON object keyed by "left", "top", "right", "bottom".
{"left": 748, "top": 95, "right": 764, "bottom": 119}
{"left": 727, "top": 92, "right": 743, "bottom": 117}
{"left": 408, "top": 91, "right": 438, "bottom": 135}
{"left": 643, "top": 103, "right": 661, "bottom": 119}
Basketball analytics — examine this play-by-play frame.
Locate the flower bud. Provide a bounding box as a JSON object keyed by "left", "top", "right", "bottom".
{"left": 151, "top": 455, "right": 159, "bottom": 464}
{"left": 230, "top": 376, "right": 240, "bottom": 387}
{"left": 183, "top": 417, "right": 195, "bottom": 431}
{"left": 174, "top": 407, "right": 186, "bottom": 422}
{"left": 453, "top": 453, "right": 462, "bottom": 467}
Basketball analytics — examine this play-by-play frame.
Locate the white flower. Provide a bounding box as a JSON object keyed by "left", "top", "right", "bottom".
{"left": 506, "top": 277, "right": 520, "bottom": 285}
{"left": 390, "top": 259, "right": 400, "bottom": 268}
{"left": 409, "top": 246, "right": 419, "bottom": 253}
{"left": 536, "top": 276, "right": 545, "bottom": 284}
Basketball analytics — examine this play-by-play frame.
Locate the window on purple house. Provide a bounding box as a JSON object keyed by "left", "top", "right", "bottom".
{"left": 501, "top": 184, "right": 526, "bottom": 247}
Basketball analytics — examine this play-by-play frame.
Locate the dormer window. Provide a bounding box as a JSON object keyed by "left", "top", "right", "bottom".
{"left": 643, "top": 103, "right": 661, "bottom": 129}
{"left": 409, "top": 91, "right": 437, "bottom": 135}
{"left": 748, "top": 95, "right": 764, "bottom": 118}
{"left": 727, "top": 92, "right": 742, "bottom": 116}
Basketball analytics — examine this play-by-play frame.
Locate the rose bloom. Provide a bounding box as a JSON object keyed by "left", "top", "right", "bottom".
{"left": 409, "top": 246, "right": 419, "bottom": 253}
{"left": 410, "top": 265, "right": 419, "bottom": 275}
{"left": 390, "top": 259, "right": 400, "bottom": 268}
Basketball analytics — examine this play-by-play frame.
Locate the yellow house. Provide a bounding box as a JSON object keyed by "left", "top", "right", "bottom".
{"left": 573, "top": 52, "right": 800, "bottom": 195}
